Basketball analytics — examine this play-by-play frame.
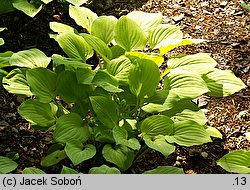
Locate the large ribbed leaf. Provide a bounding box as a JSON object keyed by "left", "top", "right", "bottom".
{"left": 3, "top": 68, "right": 32, "bottom": 97}
{"left": 90, "top": 96, "right": 119, "bottom": 129}
{"left": 93, "top": 125, "right": 115, "bottom": 143}
{"left": 52, "top": 54, "right": 91, "bottom": 71}
{"left": 65, "top": 140, "right": 96, "bottom": 166}
{"left": 166, "top": 53, "right": 218, "bottom": 75}
{"left": 217, "top": 150, "right": 250, "bottom": 174}
{"left": 118, "top": 86, "right": 137, "bottom": 107}
{"left": 91, "top": 16, "right": 118, "bottom": 44}
{"left": 80, "top": 33, "right": 112, "bottom": 60}
{"left": 106, "top": 56, "right": 131, "bottom": 85}
{"left": 12, "top": 0, "right": 43, "bottom": 17}
{"left": 202, "top": 69, "right": 246, "bottom": 97}
{"left": 164, "top": 70, "right": 209, "bottom": 99}
{"left": 205, "top": 126, "right": 222, "bottom": 139}
{"left": 0, "top": 156, "right": 18, "bottom": 174}
{"left": 126, "top": 11, "right": 162, "bottom": 34}
{"left": 114, "top": 16, "right": 147, "bottom": 51}
{"left": 18, "top": 100, "right": 57, "bottom": 127}
{"left": 143, "top": 135, "right": 175, "bottom": 157}
{"left": 113, "top": 126, "right": 141, "bottom": 150}
{"left": 9, "top": 48, "right": 51, "bottom": 68}
{"left": 128, "top": 59, "right": 160, "bottom": 98}
{"left": 26, "top": 68, "right": 57, "bottom": 103}
{"left": 56, "top": 71, "right": 89, "bottom": 103}
{"left": 49, "top": 22, "right": 75, "bottom": 34}
{"left": 89, "top": 165, "right": 121, "bottom": 174}
{"left": 142, "top": 90, "right": 181, "bottom": 113}
{"left": 140, "top": 115, "right": 174, "bottom": 137}
{"left": 54, "top": 113, "right": 90, "bottom": 144}
{"left": 22, "top": 167, "right": 46, "bottom": 174}
{"left": 0, "top": 51, "right": 13, "bottom": 68}
{"left": 159, "top": 39, "right": 204, "bottom": 55}
{"left": 102, "top": 144, "right": 134, "bottom": 171}
{"left": 110, "top": 45, "right": 126, "bottom": 59}
{"left": 76, "top": 68, "right": 95, "bottom": 85}
{"left": 148, "top": 23, "right": 203, "bottom": 55}
{"left": 126, "top": 52, "right": 164, "bottom": 66}
{"left": 165, "top": 121, "right": 212, "bottom": 147}
{"left": 69, "top": 5, "right": 98, "bottom": 32}
{"left": 41, "top": 150, "right": 66, "bottom": 167}
{"left": 148, "top": 24, "right": 182, "bottom": 49}
{"left": 162, "top": 99, "right": 207, "bottom": 125}
{"left": 54, "top": 32, "right": 93, "bottom": 62}
{"left": 143, "top": 166, "right": 184, "bottom": 174}
{"left": 92, "top": 70, "right": 123, "bottom": 93}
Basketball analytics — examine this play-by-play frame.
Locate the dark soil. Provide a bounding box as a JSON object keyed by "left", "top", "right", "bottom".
{"left": 0, "top": 0, "right": 249, "bottom": 174}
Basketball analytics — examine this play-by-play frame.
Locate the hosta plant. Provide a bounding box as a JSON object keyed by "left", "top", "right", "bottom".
{"left": 0, "top": 6, "right": 247, "bottom": 174}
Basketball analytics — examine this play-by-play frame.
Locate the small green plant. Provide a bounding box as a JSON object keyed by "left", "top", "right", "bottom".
{"left": 0, "top": 6, "right": 247, "bottom": 174}
{"left": 0, "top": 0, "right": 88, "bottom": 17}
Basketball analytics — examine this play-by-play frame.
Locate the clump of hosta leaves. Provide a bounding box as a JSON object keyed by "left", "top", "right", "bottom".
{"left": 0, "top": 6, "right": 246, "bottom": 174}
